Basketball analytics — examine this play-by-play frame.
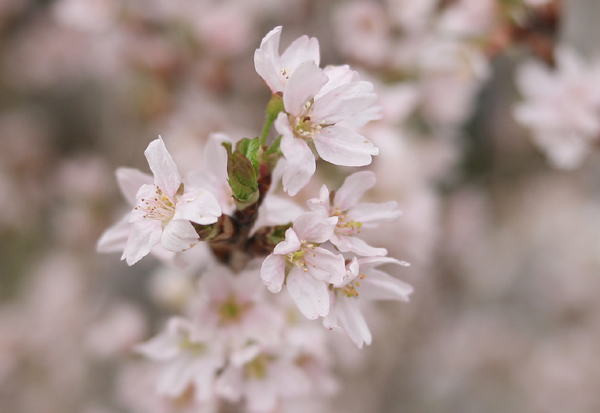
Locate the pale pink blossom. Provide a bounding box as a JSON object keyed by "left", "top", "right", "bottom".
{"left": 324, "top": 257, "right": 412, "bottom": 348}
{"left": 99, "top": 137, "right": 222, "bottom": 265}
{"left": 191, "top": 265, "right": 284, "bottom": 353}
{"left": 275, "top": 64, "right": 379, "bottom": 195}
{"left": 307, "top": 171, "right": 401, "bottom": 256}
{"left": 136, "top": 317, "right": 225, "bottom": 403}
{"left": 260, "top": 212, "right": 346, "bottom": 319}
{"left": 215, "top": 351, "right": 311, "bottom": 412}
{"left": 514, "top": 46, "right": 600, "bottom": 169}
{"left": 254, "top": 26, "right": 320, "bottom": 94}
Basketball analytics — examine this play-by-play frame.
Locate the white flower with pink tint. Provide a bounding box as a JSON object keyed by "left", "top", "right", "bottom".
{"left": 136, "top": 317, "right": 225, "bottom": 403}
{"left": 191, "top": 265, "right": 284, "bottom": 354}
{"left": 120, "top": 137, "right": 221, "bottom": 265}
{"left": 324, "top": 257, "right": 412, "bottom": 348}
{"left": 254, "top": 26, "right": 320, "bottom": 94}
{"left": 216, "top": 351, "right": 311, "bottom": 413}
{"left": 514, "top": 46, "right": 600, "bottom": 169}
{"left": 260, "top": 212, "right": 346, "bottom": 319}
{"left": 275, "top": 63, "right": 379, "bottom": 195}
{"left": 308, "top": 171, "right": 401, "bottom": 256}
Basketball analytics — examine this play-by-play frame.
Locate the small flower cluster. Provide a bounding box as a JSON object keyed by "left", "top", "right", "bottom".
{"left": 98, "top": 27, "right": 411, "bottom": 412}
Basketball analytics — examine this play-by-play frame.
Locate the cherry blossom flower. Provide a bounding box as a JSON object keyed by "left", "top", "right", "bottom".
{"left": 136, "top": 317, "right": 225, "bottom": 403}
{"left": 307, "top": 171, "right": 401, "bottom": 256}
{"left": 215, "top": 351, "right": 311, "bottom": 412}
{"left": 191, "top": 265, "right": 284, "bottom": 354}
{"left": 514, "top": 46, "right": 600, "bottom": 169}
{"left": 254, "top": 26, "right": 320, "bottom": 94}
{"left": 260, "top": 212, "right": 346, "bottom": 319}
{"left": 106, "top": 137, "right": 222, "bottom": 265}
{"left": 275, "top": 63, "right": 380, "bottom": 195}
{"left": 324, "top": 257, "right": 412, "bottom": 348}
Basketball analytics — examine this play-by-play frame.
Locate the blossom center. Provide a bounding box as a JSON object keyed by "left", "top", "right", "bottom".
{"left": 134, "top": 186, "right": 177, "bottom": 224}
{"left": 332, "top": 207, "right": 362, "bottom": 235}
{"left": 217, "top": 295, "right": 250, "bottom": 325}
{"left": 338, "top": 273, "right": 366, "bottom": 298}
{"left": 286, "top": 241, "right": 317, "bottom": 272}
{"left": 178, "top": 333, "right": 206, "bottom": 355}
{"left": 244, "top": 354, "right": 272, "bottom": 380}
{"left": 290, "top": 101, "right": 324, "bottom": 140}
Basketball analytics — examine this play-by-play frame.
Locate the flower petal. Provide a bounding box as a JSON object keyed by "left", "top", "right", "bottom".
{"left": 283, "top": 61, "right": 328, "bottom": 117}
{"left": 116, "top": 167, "right": 153, "bottom": 205}
{"left": 274, "top": 228, "right": 301, "bottom": 255}
{"left": 144, "top": 137, "right": 181, "bottom": 197}
{"left": 313, "top": 126, "right": 378, "bottom": 167}
{"left": 174, "top": 188, "right": 222, "bottom": 225}
{"left": 260, "top": 254, "right": 286, "bottom": 293}
{"left": 286, "top": 267, "right": 329, "bottom": 319}
{"left": 359, "top": 268, "right": 413, "bottom": 301}
{"left": 277, "top": 113, "right": 316, "bottom": 196}
{"left": 97, "top": 214, "right": 130, "bottom": 253}
{"left": 330, "top": 233, "right": 387, "bottom": 257}
{"left": 348, "top": 201, "right": 402, "bottom": 226}
{"left": 337, "top": 296, "right": 371, "bottom": 348}
{"left": 279, "top": 35, "right": 320, "bottom": 74}
{"left": 161, "top": 219, "right": 200, "bottom": 252}
{"left": 304, "top": 247, "right": 346, "bottom": 285}
{"left": 306, "top": 184, "right": 331, "bottom": 216}
{"left": 334, "top": 171, "right": 376, "bottom": 210}
{"left": 254, "top": 26, "right": 283, "bottom": 93}
{"left": 292, "top": 212, "right": 337, "bottom": 243}
{"left": 122, "top": 219, "right": 163, "bottom": 265}
{"left": 311, "top": 81, "right": 377, "bottom": 125}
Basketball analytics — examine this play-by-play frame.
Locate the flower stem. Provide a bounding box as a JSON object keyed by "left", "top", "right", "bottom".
{"left": 259, "top": 94, "right": 284, "bottom": 147}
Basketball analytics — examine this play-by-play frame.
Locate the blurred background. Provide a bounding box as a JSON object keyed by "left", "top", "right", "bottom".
{"left": 2, "top": 0, "right": 600, "bottom": 412}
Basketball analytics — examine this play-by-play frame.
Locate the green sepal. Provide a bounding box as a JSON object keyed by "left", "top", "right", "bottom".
{"left": 227, "top": 151, "right": 259, "bottom": 210}
{"left": 236, "top": 137, "right": 260, "bottom": 173}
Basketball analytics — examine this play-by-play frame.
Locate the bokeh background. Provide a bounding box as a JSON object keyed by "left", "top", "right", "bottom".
{"left": 2, "top": 0, "right": 600, "bottom": 412}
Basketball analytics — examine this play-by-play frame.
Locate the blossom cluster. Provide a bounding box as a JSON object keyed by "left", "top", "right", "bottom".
{"left": 97, "top": 26, "right": 411, "bottom": 412}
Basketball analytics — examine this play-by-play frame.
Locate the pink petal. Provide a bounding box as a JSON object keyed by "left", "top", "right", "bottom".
{"left": 116, "top": 167, "right": 153, "bottom": 205}
{"left": 286, "top": 267, "right": 329, "bottom": 319}
{"left": 330, "top": 233, "right": 387, "bottom": 257}
{"left": 277, "top": 114, "right": 316, "bottom": 196}
{"left": 359, "top": 268, "right": 413, "bottom": 301}
{"left": 97, "top": 214, "right": 130, "bottom": 253}
{"left": 260, "top": 254, "right": 286, "bottom": 293}
{"left": 334, "top": 171, "right": 376, "bottom": 210}
{"left": 313, "top": 126, "right": 378, "bottom": 167}
{"left": 279, "top": 35, "right": 320, "bottom": 74}
{"left": 283, "top": 61, "right": 328, "bottom": 117}
{"left": 254, "top": 26, "right": 283, "bottom": 93}
{"left": 273, "top": 228, "right": 301, "bottom": 254}
{"left": 306, "top": 184, "right": 331, "bottom": 216}
{"left": 122, "top": 219, "right": 163, "bottom": 265}
{"left": 357, "top": 256, "right": 410, "bottom": 270}
{"left": 292, "top": 212, "right": 337, "bottom": 243}
{"left": 311, "top": 81, "right": 377, "bottom": 125}
{"left": 161, "top": 219, "right": 200, "bottom": 252}
{"left": 348, "top": 201, "right": 402, "bottom": 226}
{"left": 337, "top": 296, "right": 371, "bottom": 348}
{"left": 144, "top": 137, "right": 181, "bottom": 197}
{"left": 215, "top": 364, "right": 243, "bottom": 402}
{"left": 174, "top": 188, "right": 222, "bottom": 225}
{"left": 304, "top": 247, "right": 346, "bottom": 285}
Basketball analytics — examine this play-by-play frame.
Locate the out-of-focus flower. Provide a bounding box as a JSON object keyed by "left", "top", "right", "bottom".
{"left": 136, "top": 317, "right": 225, "bottom": 403}
{"left": 514, "top": 46, "right": 600, "bottom": 169}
